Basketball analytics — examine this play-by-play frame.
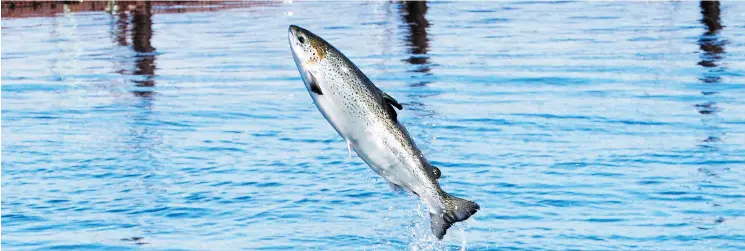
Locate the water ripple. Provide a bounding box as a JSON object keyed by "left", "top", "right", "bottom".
{"left": 3, "top": 1, "right": 745, "bottom": 251}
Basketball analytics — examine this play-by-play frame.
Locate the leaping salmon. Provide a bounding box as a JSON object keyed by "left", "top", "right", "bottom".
{"left": 288, "top": 25, "right": 479, "bottom": 240}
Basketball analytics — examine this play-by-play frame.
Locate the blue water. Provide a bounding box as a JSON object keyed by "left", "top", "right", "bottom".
{"left": 3, "top": 1, "right": 745, "bottom": 250}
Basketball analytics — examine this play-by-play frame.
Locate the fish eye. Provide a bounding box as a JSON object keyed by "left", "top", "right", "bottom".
{"left": 298, "top": 36, "right": 305, "bottom": 44}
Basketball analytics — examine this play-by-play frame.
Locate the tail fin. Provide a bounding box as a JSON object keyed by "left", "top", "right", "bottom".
{"left": 430, "top": 193, "right": 480, "bottom": 240}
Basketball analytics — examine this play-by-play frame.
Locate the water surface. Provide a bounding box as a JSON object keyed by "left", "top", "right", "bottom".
{"left": 3, "top": 1, "right": 745, "bottom": 250}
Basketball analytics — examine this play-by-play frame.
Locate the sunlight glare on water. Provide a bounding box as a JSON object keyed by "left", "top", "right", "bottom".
{"left": 2, "top": 1, "right": 745, "bottom": 250}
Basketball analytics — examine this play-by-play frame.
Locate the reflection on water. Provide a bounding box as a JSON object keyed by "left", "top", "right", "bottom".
{"left": 110, "top": 2, "right": 157, "bottom": 98}
{"left": 115, "top": 10, "right": 129, "bottom": 47}
{"left": 399, "top": 0, "right": 435, "bottom": 117}
{"left": 697, "top": 0, "right": 724, "bottom": 80}
{"left": 130, "top": 2, "right": 156, "bottom": 97}
{"left": 694, "top": 0, "right": 728, "bottom": 229}
{"left": 109, "top": 2, "right": 160, "bottom": 153}
{"left": 401, "top": 0, "right": 430, "bottom": 75}
{"left": 110, "top": 3, "right": 161, "bottom": 242}
{"left": 3, "top": 1, "right": 745, "bottom": 250}
{"left": 695, "top": 0, "right": 725, "bottom": 140}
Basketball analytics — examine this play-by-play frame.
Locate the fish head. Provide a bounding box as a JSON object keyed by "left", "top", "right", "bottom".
{"left": 289, "top": 25, "right": 335, "bottom": 96}
{"left": 288, "top": 25, "right": 328, "bottom": 70}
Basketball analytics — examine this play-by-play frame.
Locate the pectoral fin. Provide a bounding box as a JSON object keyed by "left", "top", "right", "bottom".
{"left": 387, "top": 181, "right": 406, "bottom": 193}
{"left": 308, "top": 72, "right": 323, "bottom": 95}
{"left": 385, "top": 103, "right": 399, "bottom": 121}
{"left": 346, "top": 140, "right": 352, "bottom": 159}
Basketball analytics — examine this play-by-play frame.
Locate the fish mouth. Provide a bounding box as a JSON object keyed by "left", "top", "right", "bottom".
{"left": 289, "top": 24, "right": 300, "bottom": 34}
{"left": 288, "top": 25, "right": 297, "bottom": 40}
{"left": 288, "top": 25, "right": 308, "bottom": 82}
{"left": 288, "top": 25, "right": 303, "bottom": 45}
{"left": 288, "top": 25, "right": 297, "bottom": 47}
{"left": 288, "top": 25, "right": 300, "bottom": 60}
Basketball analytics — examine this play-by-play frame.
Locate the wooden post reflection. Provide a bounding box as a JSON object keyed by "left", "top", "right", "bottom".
{"left": 116, "top": 11, "right": 129, "bottom": 46}
{"left": 130, "top": 2, "right": 156, "bottom": 97}
{"left": 696, "top": 0, "right": 724, "bottom": 115}
{"left": 401, "top": 1, "right": 430, "bottom": 74}
{"left": 696, "top": 0, "right": 725, "bottom": 143}
{"left": 698, "top": 1, "right": 724, "bottom": 69}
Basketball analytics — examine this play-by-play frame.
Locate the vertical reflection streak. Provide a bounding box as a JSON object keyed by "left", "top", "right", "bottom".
{"left": 131, "top": 2, "right": 156, "bottom": 97}
{"left": 398, "top": 0, "right": 438, "bottom": 154}
{"left": 399, "top": 0, "right": 437, "bottom": 117}
{"left": 401, "top": 1, "right": 430, "bottom": 76}
{"left": 696, "top": 1, "right": 725, "bottom": 138}
{"left": 116, "top": 11, "right": 129, "bottom": 46}
{"left": 695, "top": 0, "right": 727, "bottom": 230}
{"left": 109, "top": 2, "right": 161, "bottom": 242}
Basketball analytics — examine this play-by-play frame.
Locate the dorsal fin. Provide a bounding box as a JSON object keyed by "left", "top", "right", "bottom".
{"left": 378, "top": 89, "right": 404, "bottom": 121}
{"left": 381, "top": 90, "right": 402, "bottom": 121}
{"left": 386, "top": 102, "right": 398, "bottom": 121}
{"left": 382, "top": 92, "right": 403, "bottom": 110}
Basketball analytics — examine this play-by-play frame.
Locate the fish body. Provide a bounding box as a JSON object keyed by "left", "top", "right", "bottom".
{"left": 288, "top": 25, "right": 479, "bottom": 239}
